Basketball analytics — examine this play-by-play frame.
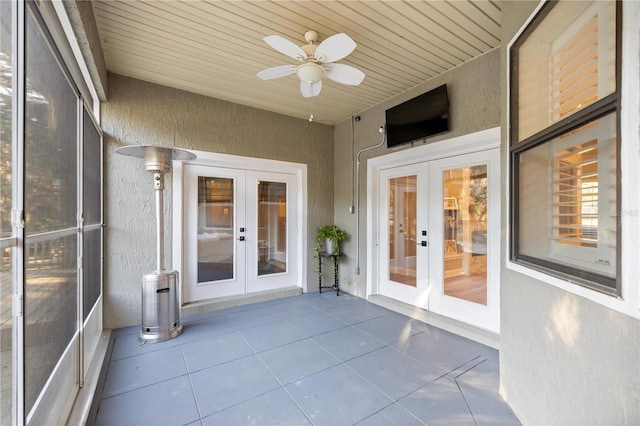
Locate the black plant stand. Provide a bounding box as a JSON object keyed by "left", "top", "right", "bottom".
{"left": 317, "top": 251, "right": 341, "bottom": 295}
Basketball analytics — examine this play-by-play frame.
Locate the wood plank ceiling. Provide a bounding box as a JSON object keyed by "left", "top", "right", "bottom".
{"left": 92, "top": 0, "right": 501, "bottom": 125}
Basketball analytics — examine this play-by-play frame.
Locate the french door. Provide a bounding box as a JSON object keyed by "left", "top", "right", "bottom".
{"left": 379, "top": 164, "right": 430, "bottom": 307}
{"left": 378, "top": 149, "right": 500, "bottom": 332}
{"left": 183, "top": 165, "right": 298, "bottom": 303}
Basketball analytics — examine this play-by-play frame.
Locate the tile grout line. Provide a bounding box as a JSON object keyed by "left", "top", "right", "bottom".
{"left": 455, "top": 378, "right": 480, "bottom": 426}
{"left": 339, "top": 343, "right": 430, "bottom": 426}
{"left": 232, "top": 328, "right": 315, "bottom": 425}
{"left": 177, "top": 337, "right": 206, "bottom": 424}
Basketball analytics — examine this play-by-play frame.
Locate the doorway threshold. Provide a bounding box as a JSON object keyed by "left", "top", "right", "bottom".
{"left": 180, "top": 286, "right": 302, "bottom": 317}
{"left": 367, "top": 294, "right": 500, "bottom": 349}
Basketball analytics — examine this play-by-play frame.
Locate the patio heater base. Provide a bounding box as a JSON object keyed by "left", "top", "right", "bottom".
{"left": 139, "top": 270, "right": 183, "bottom": 344}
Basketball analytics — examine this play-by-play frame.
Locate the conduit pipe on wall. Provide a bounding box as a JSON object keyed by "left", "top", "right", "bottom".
{"left": 349, "top": 116, "right": 356, "bottom": 213}
{"left": 355, "top": 126, "right": 386, "bottom": 275}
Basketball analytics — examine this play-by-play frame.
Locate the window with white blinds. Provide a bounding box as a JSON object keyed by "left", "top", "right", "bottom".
{"left": 510, "top": 0, "right": 620, "bottom": 295}
{"left": 550, "top": 8, "right": 604, "bottom": 251}
{"left": 550, "top": 14, "right": 599, "bottom": 122}
{"left": 553, "top": 139, "right": 598, "bottom": 248}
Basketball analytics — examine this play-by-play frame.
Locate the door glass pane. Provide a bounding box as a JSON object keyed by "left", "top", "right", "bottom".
{"left": 257, "top": 181, "right": 287, "bottom": 276}
{"left": 388, "top": 175, "right": 416, "bottom": 287}
{"left": 443, "top": 166, "right": 487, "bottom": 305}
{"left": 197, "top": 176, "right": 234, "bottom": 282}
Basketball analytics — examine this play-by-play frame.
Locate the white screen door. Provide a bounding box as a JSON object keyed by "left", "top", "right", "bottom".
{"left": 183, "top": 165, "right": 297, "bottom": 303}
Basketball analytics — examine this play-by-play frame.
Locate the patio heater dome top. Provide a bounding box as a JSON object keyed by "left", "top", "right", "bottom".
{"left": 116, "top": 145, "right": 197, "bottom": 173}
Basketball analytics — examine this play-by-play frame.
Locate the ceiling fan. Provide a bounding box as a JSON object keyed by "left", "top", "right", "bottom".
{"left": 257, "top": 30, "right": 365, "bottom": 98}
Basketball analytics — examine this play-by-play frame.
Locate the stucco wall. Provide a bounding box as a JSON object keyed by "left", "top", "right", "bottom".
{"left": 333, "top": 49, "right": 501, "bottom": 297}
{"left": 102, "top": 74, "right": 334, "bottom": 329}
{"left": 499, "top": 2, "right": 640, "bottom": 424}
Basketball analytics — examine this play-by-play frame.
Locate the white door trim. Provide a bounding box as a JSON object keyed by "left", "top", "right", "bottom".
{"left": 173, "top": 151, "right": 307, "bottom": 305}
{"left": 366, "top": 127, "right": 500, "bottom": 323}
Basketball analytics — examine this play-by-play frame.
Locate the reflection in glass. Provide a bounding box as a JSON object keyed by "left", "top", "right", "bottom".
{"left": 257, "top": 181, "right": 287, "bottom": 276}
{"left": 443, "top": 166, "right": 487, "bottom": 305}
{"left": 197, "top": 177, "right": 234, "bottom": 282}
{"left": 388, "top": 175, "right": 417, "bottom": 287}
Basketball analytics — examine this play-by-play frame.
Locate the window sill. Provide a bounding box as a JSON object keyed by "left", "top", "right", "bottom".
{"left": 506, "top": 260, "right": 639, "bottom": 319}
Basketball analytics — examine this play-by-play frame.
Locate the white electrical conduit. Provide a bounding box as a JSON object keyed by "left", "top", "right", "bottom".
{"left": 355, "top": 126, "right": 386, "bottom": 274}
{"left": 350, "top": 116, "right": 355, "bottom": 213}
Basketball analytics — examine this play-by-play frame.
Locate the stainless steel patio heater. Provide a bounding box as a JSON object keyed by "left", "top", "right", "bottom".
{"left": 116, "top": 145, "right": 197, "bottom": 343}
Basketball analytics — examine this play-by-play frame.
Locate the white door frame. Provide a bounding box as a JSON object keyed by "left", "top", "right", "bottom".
{"left": 173, "top": 151, "right": 307, "bottom": 305}
{"left": 367, "top": 127, "right": 500, "bottom": 327}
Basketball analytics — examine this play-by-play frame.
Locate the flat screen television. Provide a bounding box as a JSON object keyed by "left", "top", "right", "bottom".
{"left": 385, "top": 84, "right": 449, "bottom": 148}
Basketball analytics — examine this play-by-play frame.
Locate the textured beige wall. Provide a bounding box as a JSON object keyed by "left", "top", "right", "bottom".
{"left": 499, "top": 2, "right": 639, "bottom": 424}
{"left": 333, "top": 49, "right": 501, "bottom": 297}
{"left": 102, "top": 74, "right": 334, "bottom": 329}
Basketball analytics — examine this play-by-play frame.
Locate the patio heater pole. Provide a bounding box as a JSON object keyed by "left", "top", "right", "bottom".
{"left": 116, "top": 145, "right": 197, "bottom": 343}
{"left": 155, "top": 171, "right": 164, "bottom": 271}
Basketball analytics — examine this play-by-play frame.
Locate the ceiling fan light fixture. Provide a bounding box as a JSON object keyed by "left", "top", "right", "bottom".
{"left": 295, "top": 62, "right": 325, "bottom": 84}
{"left": 259, "top": 31, "right": 363, "bottom": 99}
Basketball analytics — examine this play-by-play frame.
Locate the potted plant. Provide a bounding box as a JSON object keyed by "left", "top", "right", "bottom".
{"left": 316, "top": 225, "right": 347, "bottom": 255}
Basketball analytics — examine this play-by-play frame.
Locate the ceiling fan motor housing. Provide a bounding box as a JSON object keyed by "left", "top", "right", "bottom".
{"left": 296, "top": 62, "right": 325, "bottom": 84}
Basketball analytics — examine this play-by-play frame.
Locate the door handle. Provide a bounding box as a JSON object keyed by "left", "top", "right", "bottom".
{"left": 416, "top": 241, "right": 428, "bottom": 246}
{"left": 238, "top": 236, "right": 245, "bottom": 241}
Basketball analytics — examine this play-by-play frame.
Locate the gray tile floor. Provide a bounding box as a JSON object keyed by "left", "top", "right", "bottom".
{"left": 93, "top": 292, "right": 520, "bottom": 426}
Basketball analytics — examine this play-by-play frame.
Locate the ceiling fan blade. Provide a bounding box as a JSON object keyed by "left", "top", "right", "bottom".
{"left": 263, "top": 35, "right": 307, "bottom": 61}
{"left": 300, "top": 80, "right": 322, "bottom": 98}
{"left": 315, "top": 33, "right": 356, "bottom": 63}
{"left": 326, "top": 63, "right": 365, "bottom": 85}
{"left": 257, "top": 65, "right": 295, "bottom": 80}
